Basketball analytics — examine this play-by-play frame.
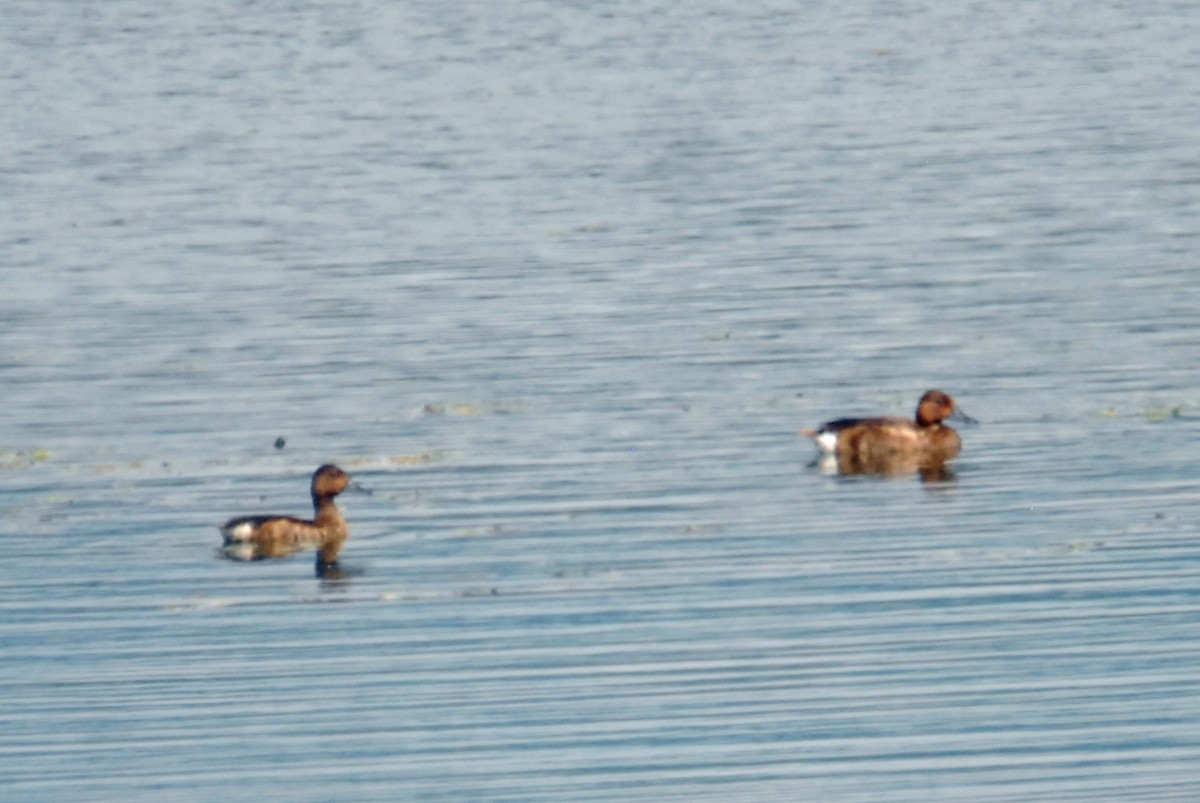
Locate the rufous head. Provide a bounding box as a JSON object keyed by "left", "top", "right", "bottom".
{"left": 915, "top": 390, "right": 957, "bottom": 427}
{"left": 915, "top": 389, "right": 977, "bottom": 427}
{"left": 311, "top": 464, "right": 351, "bottom": 499}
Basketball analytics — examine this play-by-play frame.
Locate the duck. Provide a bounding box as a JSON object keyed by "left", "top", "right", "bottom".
{"left": 220, "top": 464, "right": 355, "bottom": 573}
{"left": 800, "top": 389, "right": 973, "bottom": 476}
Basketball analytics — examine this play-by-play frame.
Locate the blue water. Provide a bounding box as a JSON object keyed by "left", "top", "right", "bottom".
{"left": 4, "top": 1, "right": 1200, "bottom": 800}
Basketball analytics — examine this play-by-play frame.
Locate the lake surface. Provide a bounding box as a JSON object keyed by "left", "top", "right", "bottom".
{"left": 4, "top": 1, "right": 1200, "bottom": 800}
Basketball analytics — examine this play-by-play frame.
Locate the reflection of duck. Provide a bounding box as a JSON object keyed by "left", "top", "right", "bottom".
{"left": 801, "top": 390, "right": 973, "bottom": 477}
{"left": 220, "top": 464, "right": 355, "bottom": 574}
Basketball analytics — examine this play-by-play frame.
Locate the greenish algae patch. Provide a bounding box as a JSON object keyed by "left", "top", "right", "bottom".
{"left": 388, "top": 450, "right": 454, "bottom": 465}
{"left": 1096, "top": 404, "right": 1187, "bottom": 421}
{"left": 0, "top": 449, "right": 51, "bottom": 470}
{"left": 422, "top": 401, "right": 525, "bottom": 416}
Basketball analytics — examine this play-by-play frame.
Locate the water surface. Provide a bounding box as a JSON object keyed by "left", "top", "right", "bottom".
{"left": 3, "top": 1, "right": 1200, "bottom": 800}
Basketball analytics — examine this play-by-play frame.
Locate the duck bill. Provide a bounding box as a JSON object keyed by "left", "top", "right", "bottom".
{"left": 949, "top": 408, "right": 978, "bottom": 425}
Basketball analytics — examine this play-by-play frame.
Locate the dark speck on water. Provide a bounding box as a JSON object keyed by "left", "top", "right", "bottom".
{"left": 3, "top": 1, "right": 1200, "bottom": 800}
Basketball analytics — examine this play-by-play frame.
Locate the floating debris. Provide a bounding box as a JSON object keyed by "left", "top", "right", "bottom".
{"left": 423, "top": 402, "right": 484, "bottom": 416}
{"left": 387, "top": 450, "right": 454, "bottom": 466}
{"left": 422, "top": 401, "right": 524, "bottom": 416}
{"left": 0, "top": 449, "right": 51, "bottom": 470}
{"left": 1097, "top": 404, "right": 1187, "bottom": 421}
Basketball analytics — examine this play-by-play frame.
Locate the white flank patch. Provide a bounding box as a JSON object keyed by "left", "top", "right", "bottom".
{"left": 221, "top": 521, "right": 255, "bottom": 541}
{"left": 814, "top": 430, "right": 840, "bottom": 454}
